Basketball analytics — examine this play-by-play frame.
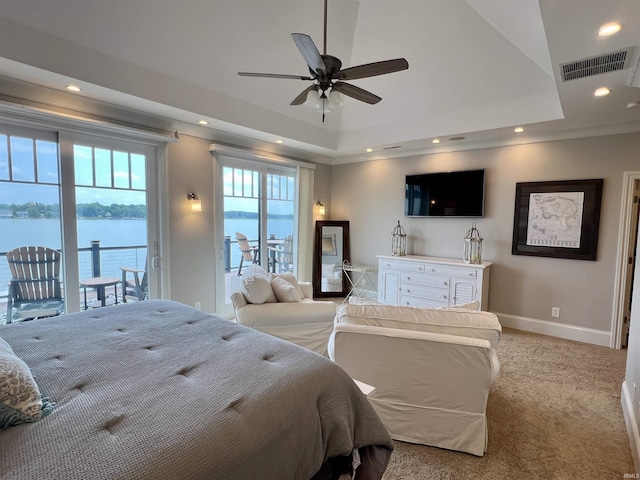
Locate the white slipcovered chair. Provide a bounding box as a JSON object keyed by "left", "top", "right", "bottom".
{"left": 230, "top": 266, "right": 336, "bottom": 356}
{"left": 328, "top": 301, "right": 501, "bottom": 456}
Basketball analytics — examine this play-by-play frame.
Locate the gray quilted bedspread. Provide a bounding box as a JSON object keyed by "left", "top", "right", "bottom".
{"left": 0, "top": 300, "right": 393, "bottom": 480}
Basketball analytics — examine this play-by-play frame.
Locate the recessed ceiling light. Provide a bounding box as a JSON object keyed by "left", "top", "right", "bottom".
{"left": 276, "top": 139, "right": 284, "bottom": 144}
{"left": 514, "top": 127, "right": 525, "bottom": 133}
{"left": 594, "top": 87, "right": 611, "bottom": 97}
{"left": 598, "top": 22, "right": 621, "bottom": 36}
{"left": 197, "top": 119, "right": 209, "bottom": 125}
{"left": 627, "top": 101, "right": 640, "bottom": 109}
{"left": 366, "top": 148, "right": 373, "bottom": 153}
{"left": 432, "top": 139, "right": 441, "bottom": 144}
{"left": 65, "top": 84, "right": 82, "bottom": 92}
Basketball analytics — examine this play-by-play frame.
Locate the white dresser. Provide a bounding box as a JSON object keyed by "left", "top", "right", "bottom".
{"left": 377, "top": 255, "right": 491, "bottom": 310}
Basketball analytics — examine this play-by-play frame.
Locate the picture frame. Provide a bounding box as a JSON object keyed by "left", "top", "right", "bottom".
{"left": 321, "top": 234, "right": 337, "bottom": 256}
{"left": 511, "top": 178, "right": 603, "bottom": 261}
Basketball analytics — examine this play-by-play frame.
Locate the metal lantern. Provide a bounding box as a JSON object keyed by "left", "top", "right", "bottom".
{"left": 463, "top": 222, "right": 483, "bottom": 264}
{"left": 391, "top": 220, "right": 407, "bottom": 256}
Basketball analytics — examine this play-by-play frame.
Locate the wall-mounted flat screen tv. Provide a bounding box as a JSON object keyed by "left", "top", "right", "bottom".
{"left": 405, "top": 169, "right": 485, "bottom": 217}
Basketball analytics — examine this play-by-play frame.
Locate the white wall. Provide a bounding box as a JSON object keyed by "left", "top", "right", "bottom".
{"left": 328, "top": 133, "right": 640, "bottom": 343}
{"left": 166, "top": 135, "right": 217, "bottom": 312}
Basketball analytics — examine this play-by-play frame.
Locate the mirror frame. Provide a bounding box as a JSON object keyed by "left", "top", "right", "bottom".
{"left": 313, "top": 220, "right": 351, "bottom": 298}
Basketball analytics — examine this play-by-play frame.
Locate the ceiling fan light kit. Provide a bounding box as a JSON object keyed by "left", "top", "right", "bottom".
{"left": 238, "top": 0, "right": 408, "bottom": 122}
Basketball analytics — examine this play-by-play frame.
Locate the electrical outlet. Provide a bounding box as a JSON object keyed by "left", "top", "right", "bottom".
{"left": 195, "top": 301, "right": 201, "bottom": 310}
{"left": 551, "top": 307, "right": 560, "bottom": 318}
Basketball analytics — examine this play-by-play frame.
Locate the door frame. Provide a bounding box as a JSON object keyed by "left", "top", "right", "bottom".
{"left": 612, "top": 171, "right": 640, "bottom": 348}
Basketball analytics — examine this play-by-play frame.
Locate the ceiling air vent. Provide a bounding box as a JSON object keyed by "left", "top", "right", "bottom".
{"left": 383, "top": 145, "right": 402, "bottom": 150}
{"left": 561, "top": 47, "right": 636, "bottom": 81}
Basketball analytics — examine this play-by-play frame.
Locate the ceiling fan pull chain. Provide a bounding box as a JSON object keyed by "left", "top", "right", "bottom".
{"left": 323, "top": 0, "right": 328, "bottom": 55}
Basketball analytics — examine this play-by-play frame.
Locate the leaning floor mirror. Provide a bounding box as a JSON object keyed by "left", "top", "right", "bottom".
{"left": 313, "top": 220, "right": 350, "bottom": 298}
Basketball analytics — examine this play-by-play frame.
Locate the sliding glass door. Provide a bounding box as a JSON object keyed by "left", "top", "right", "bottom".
{"left": 70, "top": 137, "right": 157, "bottom": 308}
{"left": 217, "top": 158, "right": 297, "bottom": 315}
{"left": 0, "top": 123, "right": 161, "bottom": 323}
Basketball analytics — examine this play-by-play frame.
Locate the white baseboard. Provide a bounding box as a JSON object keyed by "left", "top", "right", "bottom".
{"left": 494, "top": 312, "right": 611, "bottom": 347}
{"left": 622, "top": 381, "right": 640, "bottom": 473}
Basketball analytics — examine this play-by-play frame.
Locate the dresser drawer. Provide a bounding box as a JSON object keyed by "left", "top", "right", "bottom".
{"left": 402, "top": 272, "right": 449, "bottom": 289}
{"left": 379, "top": 259, "right": 426, "bottom": 273}
{"left": 400, "top": 284, "right": 449, "bottom": 303}
{"left": 423, "top": 264, "right": 477, "bottom": 278}
{"left": 400, "top": 294, "right": 448, "bottom": 308}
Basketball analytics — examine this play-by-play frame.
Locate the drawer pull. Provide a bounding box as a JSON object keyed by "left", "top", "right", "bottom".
{"left": 442, "top": 281, "right": 448, "bottom": 286}
{"left": 406, "top": 276, "right": 410, "bottom": 280}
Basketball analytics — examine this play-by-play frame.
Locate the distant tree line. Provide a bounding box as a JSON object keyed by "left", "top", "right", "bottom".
{"left": 225, "top": 210, "right": 294, "bottom": 220}
{"left": 0, "top": 202, "right": 146, "bottom": 219}
{"left": 1, "top": 204, "right": 291, "bottom": 220}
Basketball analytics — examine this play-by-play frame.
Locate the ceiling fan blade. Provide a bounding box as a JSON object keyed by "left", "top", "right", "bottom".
{"left": 291, "top": 33, "right": 327, "bottom": 75}
{"left": 238, "top": 72, "right": 314, "bottom": 81}
{"left": 334, "top": 58, "right": 409, "bottom": 81}
{"left": 291, "top": 85, "right": 318, "bottom": 106}
{"left": 332, "top": 82, "right": 382, "bottom": 104}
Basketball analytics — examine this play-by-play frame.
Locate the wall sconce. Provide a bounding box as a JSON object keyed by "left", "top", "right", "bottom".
{"left": 316, "top": 201, "right": 325, "bottom": 216}
{"left": 187, "top": 192, "right": 202, "bottom": 212}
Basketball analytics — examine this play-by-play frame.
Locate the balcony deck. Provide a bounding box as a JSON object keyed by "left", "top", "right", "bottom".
{"left": 0, "top": 269, "right": 244, "bottom": 326}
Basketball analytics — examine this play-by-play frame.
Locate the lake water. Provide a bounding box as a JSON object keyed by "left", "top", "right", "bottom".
{"left": 0, "top": 218, "right": 293, "bottom": 294}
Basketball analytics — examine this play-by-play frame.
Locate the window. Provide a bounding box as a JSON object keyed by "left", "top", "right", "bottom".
{"left": 0, "top": 122, "right": 163, "bottom": 323}
{"left": 215, "top": 156, "right": 298, "bottom": 316}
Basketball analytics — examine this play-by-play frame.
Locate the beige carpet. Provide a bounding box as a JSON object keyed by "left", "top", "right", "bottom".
{"left": 381, "top": 327, "right": 635, "bottom": 479}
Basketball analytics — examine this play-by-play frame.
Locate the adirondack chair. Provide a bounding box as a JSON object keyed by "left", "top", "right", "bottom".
{"left": 236, "top": 232, "right": 259, "bottom": 276}
{"left": 277, "top": 234, "right": 294, "bottom": 273}
{"left": 120, "top": 260, "right": 148, "bottom": 302}
{"left": 5, "top": 246, "right": 65, "bottom": 323}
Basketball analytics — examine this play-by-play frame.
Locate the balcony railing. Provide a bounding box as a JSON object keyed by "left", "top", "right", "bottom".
{"left": 0, "top": 243, "right": 147, "bottom": 323}
{"left": 2, "top": 237, "right": 288, "bottom": 323}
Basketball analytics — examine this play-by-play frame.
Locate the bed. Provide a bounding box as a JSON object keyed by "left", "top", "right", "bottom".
{"left": 0, "top": 300, "right": 393, "bottom": 480}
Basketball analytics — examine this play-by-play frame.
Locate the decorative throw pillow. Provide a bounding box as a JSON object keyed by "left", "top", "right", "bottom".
{"left": 240, "top": 265, "right": 277, "bottom": 304}
{"left": 271, "top": 273, "right": 304, "bottom": 298}
{"left": 271, "top": 276, "right": 302, "bottom": 303}
{"left": 0, "top": 336, "right": 55, "bottom": 429}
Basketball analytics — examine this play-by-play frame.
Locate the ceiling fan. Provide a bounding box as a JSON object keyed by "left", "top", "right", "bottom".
{"left": 238, "top": 0, "right": 409, "bottom": 121}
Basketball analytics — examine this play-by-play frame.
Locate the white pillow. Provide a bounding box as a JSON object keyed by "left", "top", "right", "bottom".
{"left": 271, "top": 276, "right": 302, "bottom": 303}
{"left": 336, "top": 303, "right": 501, "bottom": 348}
{"left": 271, "top": 273, "right": 304, "bottom": 298}
{"left": 240, "top": 266, "right": 277, "bottom": 304}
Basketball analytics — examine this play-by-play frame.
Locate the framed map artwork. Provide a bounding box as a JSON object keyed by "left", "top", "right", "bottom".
{"left": 511, "top": 179, "right": 603, "bottom": 261}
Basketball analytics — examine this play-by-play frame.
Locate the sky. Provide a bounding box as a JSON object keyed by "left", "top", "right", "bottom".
{"left": 0, "top": 137, "right": 146, "bottom": 205}
{"left": 0, "top": 136, "right": 294, "bottom": 214}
